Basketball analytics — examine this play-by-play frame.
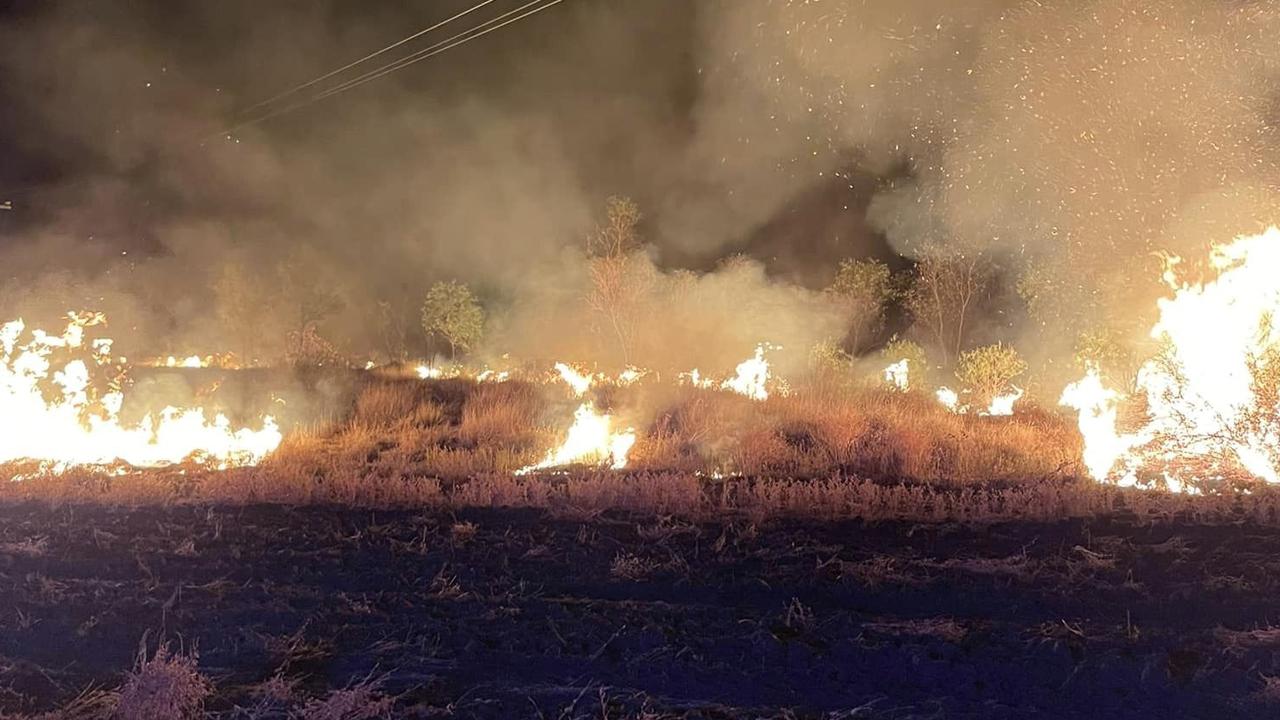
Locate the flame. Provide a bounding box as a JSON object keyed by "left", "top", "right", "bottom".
{"left": 682, "top": 344, "right": 775, "bottom": 400}
{"left": 883, "top": 359, "right": 910, "bottom": 391}
{"left": 936, "top": 387, "right": 960, "bottom": 412}
{"left": 721, "top": 344, "right": 772, "bottom": 400}
{"left": 1062, "top": 227, "right": 1280, "bottom": 488}
{"left": 415, "top": 364, "right": 442, "bottom": 379}
{"left": 139, "top": 353, "right": 243, "bottom": 369}
{"left": 1060, "top": 366, "right": 1143, "bottom": 484}
{"left": 679, "top": 367, "right": 713, "bottom": 390}
{"left": 616, "top": 366, "right": 647, "bottom": 385}
{"left": 517, "top": 402, "right": 635, "bottom": 473}
{"left": 0, "top": 314, "right": 281, "bottom": 472}
{"left": 934, "top": 384, "right": 1022, "bottom": 416}
{"left": 553, "top": 362, "right": 595, "bottom": 396}
{"left": 985, "top": 387, "right": 1024, "bottom": 417}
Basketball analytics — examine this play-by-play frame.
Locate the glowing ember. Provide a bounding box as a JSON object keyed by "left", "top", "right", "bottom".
{"left": 1062, "top": 227, "right": 1280, "bottom": 488}
{"left": 517, "top": 402, "right": 635, "bottom": 473}
{"left": 0, "top": 313, "right": 281, "bottom": 472}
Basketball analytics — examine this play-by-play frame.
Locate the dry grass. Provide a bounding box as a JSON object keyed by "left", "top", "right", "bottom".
{"left": 7, "top": 461, "right": 1280, "bottom": 527}
{"left": 115, "top": 642, "right": 211, "bottom": 720}
{"left": 5, "top": 375, "right": 1280, "bottom": 525}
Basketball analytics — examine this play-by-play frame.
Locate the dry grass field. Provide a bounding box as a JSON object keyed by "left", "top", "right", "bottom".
{"left": 4, "top": 374, "right": 1280, "bottom": 718}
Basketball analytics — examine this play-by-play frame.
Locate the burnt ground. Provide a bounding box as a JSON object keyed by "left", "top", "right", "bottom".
{"left": 1, "top": 503, "right": 1279, "bottom": 718}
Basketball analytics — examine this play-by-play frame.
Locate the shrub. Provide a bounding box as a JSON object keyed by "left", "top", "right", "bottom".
{"left": 955, "top": 344, "right": 1027, "bottom": 405}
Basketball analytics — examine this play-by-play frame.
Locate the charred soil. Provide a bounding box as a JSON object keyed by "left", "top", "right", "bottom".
{"left": 0, "top": 502, "right": 1278, "bottom": 718}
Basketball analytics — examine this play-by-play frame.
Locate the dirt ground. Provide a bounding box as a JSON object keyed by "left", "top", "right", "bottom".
{"left": 1, "top": 501, "right": 1278, "bottom": 719}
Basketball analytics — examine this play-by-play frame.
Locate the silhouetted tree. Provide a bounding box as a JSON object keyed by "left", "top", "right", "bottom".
{"left": 421, "top": 280, "right": 484, "bottom": 359}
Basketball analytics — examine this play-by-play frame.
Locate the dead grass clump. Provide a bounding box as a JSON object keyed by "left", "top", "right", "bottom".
{"left": 351, "top": 380, "right": 433, "bottom": 429}
{"left": 628, "top": 389, "right": 747, "bottom": 472}
{"left": 718, "top": 385, "right": 1076, "bottom": 486}
{"left": 458, "top": 380, "right": 545, "bottom": 448}
{"left": 115, "top": 642, "right": 211, "bottom": 720}
{"left": 865, "top": 617, "right": 969, "bottom": 644}
{"left": 610, "top": 552, "right": 661, "bottom": 580}
{"left": 296, "top": 675, "right": 393, "bottom": 720}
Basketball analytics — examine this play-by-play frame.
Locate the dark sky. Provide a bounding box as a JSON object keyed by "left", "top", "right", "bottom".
{"left": 0, "top": 0, "right": 887, "bottom": 281}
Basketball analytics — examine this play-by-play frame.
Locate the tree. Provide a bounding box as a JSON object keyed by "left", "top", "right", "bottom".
{"left": 825, "top": 258, "right": 897, "bottom": 354}
{"left": 212, "top": 259, "right": 261, "bottom": 363}
{"left": 277, "top": 250, "right": 346, "bottom": 365}
{"left": 421, "top": 280, "right": 484, "bottom": 359}
{"left": 377, "top": 298, "right": 411, "bottom": 363}
{"left": 585, "top": 196, "right": 653, "bottom": 365}
{"left": 905, "top": 250, "right": 993, "bottom": 367}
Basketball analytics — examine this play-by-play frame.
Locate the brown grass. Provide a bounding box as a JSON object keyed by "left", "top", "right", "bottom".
{"left": 5, "top": 376, "right": 1280, "bottom": 525}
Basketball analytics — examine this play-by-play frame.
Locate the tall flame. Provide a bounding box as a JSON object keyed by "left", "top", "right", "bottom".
{"left": 1062, "top": 227, "right": 1280, "bottom": 488}
{"left": 0, "top": 314, "right": 281, "bottom": 472}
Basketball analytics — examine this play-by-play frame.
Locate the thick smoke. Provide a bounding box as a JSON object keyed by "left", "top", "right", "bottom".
{"left": 714, "top": 0, "right": 1280, "bottom": 373}
{"left": 1, "top": 1, "right": 1278, "bottom": 384}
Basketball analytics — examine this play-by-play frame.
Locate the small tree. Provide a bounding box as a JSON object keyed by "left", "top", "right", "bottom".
{"left": 421, "top": 280, "right": 484, "bottom": 358}
{"left": 1074, "top": 328, "right": 1141, "bottom": 392}
{"left": 277, "top": 252, "right": 346, "bottom": 366}
{"left": 212, "top": 259, "right": 261, "bottom": 362}
{"left": 586, "top": 196, "right": 652, "bottom": 364}
{"left": 810, "top": 338, "right": 854, "bottom": 376}
{"left": 826, "top": 258, "right": 897, "bottom": 354}
{"left": 955, "top": 343, "right": 1027, "bottom": 405}
{"left": 377, "top": 299, "right": 410, "bottom": 363}
{"left": 906, "top": 250, "right": 993, "bottom": 367}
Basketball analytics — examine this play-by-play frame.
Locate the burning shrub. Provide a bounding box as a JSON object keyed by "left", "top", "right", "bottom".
{"left": 880, "top": 337, "right": 930, "bottom": 389}
{"left": 955, "top": 344, "right": 1027, "bottom": 407}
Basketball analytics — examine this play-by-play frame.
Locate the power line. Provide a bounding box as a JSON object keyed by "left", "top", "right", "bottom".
{"left": 206, "top": 0, "right": 566, "bottom": 142}
{"left": 234, "top": 0, "right": 499, "bottom": 118}
{"left": 304, "top": 0, "right": 564, "bottom": 105}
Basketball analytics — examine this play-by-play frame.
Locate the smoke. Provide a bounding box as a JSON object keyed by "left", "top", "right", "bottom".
{"left": 1, "top": 0, "right": 1279, "bottom": 384}
{"left": 487, "top": 249, "right": 844, "bottom": 377}
{"left": 717, "top": 0, "right": 1280, "bottom": 366}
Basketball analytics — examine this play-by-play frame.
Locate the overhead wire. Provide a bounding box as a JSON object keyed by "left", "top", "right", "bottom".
{"left": 233, "top": 0, "right": 499, "bottom": 118}
{"left": 205, "top": 0, "right": 567, "bottom": 142}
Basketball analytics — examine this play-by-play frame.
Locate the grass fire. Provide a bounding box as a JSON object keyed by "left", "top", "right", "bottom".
{"left": 2, "top": 1, "right": 1280, "bottom": 718}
